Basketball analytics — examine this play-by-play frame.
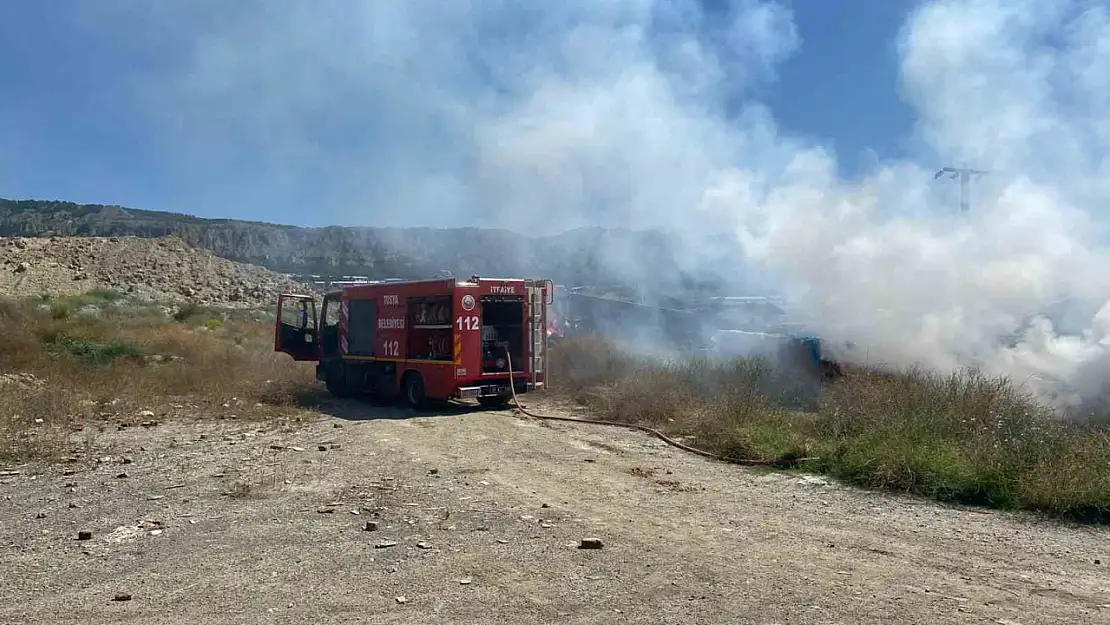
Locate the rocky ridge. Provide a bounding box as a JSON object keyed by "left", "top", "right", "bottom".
{"left": 0, "top": 235, "right": 314, "bottom": 307}
{"left": 0, "top": 198, "right": 747, "bottom": 297}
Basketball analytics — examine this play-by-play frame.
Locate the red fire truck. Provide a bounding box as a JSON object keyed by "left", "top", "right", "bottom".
{"left": 274, "top": 276, "right": 554, "bottom": 409}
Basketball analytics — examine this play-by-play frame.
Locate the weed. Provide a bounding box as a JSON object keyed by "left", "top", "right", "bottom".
{"left": 50, "top": 302, "right": 71, "bottom": 320}
{"left": 549, "top": 336, "right": 1110, "bottom": 523}
{"left": 226, "top": 480, "right": 255, "bottom": 499}
{"left": 0, "top": 292, "right": 318, "bottom": 462}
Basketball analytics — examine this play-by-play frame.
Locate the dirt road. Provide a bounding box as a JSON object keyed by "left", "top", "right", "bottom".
{"left": 1, "top": 398, "right": 1107, "bottom": 624}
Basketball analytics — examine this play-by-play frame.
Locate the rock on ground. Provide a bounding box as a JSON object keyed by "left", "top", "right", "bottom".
{"left": 0, "top": 235, "right": 314, "bottom": 307}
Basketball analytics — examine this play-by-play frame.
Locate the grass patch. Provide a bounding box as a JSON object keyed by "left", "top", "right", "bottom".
{"left": 84, "top": 288, "right": 125, "bottom": 303}
{"left": 0, "top": 291, "right": 318, "bottom": 462}
{"left": 549, "top": 335, "right": 1110, "bottom": 524}
{"left": 46, "top": 337, "right": 145, "bottom": 366}
{"left": 36, "top": 288, "right": 127, "bottom": 320}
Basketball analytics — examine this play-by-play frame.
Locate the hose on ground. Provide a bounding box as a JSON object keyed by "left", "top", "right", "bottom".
{"left": 502, "top": 345, "right": 813, "bottom": 469}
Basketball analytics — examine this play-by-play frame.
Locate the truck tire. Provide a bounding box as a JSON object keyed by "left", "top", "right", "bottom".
{"left": 325, "top": 361, "right": 352, "bottom": 398}
{"left": 477, "top": 395, "right": 511, "bottom": 410}
{"left": 401, "top": 372, "right": 427, "bottom": 409}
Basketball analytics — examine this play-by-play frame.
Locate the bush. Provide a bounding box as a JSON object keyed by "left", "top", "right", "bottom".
{"left": 173, "top": 301, "right": 204, "bottom": 323}
{"left": 548, "top": 336, "right": 1110, "bottom": 523}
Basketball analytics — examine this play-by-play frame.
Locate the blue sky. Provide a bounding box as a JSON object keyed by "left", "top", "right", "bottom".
{"left": 764, "top": 0, "right": 921, "bottom": 174}
{"left": 0, "top": 1, "right": 923, "bottom": 227}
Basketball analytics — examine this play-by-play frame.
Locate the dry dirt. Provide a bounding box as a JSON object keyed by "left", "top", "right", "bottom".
{"left": 0, "top": 236, "right": 311, "bottom": 307}
{"left": 1, "top": 397, "right": 1107, "bottom": 625}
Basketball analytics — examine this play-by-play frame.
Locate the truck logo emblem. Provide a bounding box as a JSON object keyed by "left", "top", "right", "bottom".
{"left": 461, "top": 295, "right": 475, "bottom": 311}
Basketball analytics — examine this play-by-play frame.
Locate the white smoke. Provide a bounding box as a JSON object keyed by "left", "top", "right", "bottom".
{"left": 63, "top": 0, "right": 1110, "bottom": 409}
{"left": 740, "top": 0, "right": 1110, "bottom": 409}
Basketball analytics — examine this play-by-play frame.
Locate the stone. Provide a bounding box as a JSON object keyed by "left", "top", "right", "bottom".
{"left": 364, "top": 521, "right": 379, "bottom": 532}
{"left": 578, "top": 538, "right": 603, "bottom": 550}
{"left": 77, "top": 530, "right": 93, "bottom": 541}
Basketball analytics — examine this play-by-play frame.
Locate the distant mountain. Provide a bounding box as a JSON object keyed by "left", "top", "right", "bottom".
{"left": 0, "top": 199, "right": 743, "bottom": 301}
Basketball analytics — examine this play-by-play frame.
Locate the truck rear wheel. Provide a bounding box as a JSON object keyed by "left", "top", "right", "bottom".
{"left": 401, "top": 372, "right": 427, "bottom": 409}
{"left": 477, "top": 395, "right": 511, "bottom": 410}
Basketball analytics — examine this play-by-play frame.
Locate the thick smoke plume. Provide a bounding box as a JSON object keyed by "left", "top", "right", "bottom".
{"left": 68, "top": 0, "right": 1110, "bottom": 411}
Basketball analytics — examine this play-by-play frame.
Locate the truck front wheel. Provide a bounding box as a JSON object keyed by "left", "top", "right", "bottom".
{"left": 325, "top": 361, "right": 352, "bottom": 398}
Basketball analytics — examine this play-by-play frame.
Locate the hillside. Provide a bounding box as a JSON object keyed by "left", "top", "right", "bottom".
{"left": 0, "top": 235, "right": 311, "bottom": 308}
{"left": 0, "top": 199, "right": 740, "bottom": 297}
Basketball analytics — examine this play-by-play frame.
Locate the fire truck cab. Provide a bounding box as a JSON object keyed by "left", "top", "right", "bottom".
{"left": 274, "top": 276, "right": 553, "bottom": 409}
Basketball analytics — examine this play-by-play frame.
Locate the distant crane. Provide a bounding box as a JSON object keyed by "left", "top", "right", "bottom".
{"left": 934, "top": 165, "right": 988, "bottom": 213}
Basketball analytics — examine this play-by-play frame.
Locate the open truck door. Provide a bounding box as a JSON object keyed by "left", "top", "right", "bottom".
{"left": 275, "top": 293, "right": 319, "bottom": 361}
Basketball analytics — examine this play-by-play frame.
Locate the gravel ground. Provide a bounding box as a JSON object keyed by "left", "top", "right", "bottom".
{"left": 1, "top": 398, "right": 1107, "bottom": 624}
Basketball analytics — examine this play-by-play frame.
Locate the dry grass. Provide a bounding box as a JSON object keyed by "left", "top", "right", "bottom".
{"left": 549, "top": 335, "right": 1110, "bottom": 523}
{"left": 0, "top": 291, "right": 321, "bottom": 463}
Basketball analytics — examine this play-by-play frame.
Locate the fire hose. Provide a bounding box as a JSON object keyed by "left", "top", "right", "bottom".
{"left": 501, "top": 345, "right": 809, "bottom": 468}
